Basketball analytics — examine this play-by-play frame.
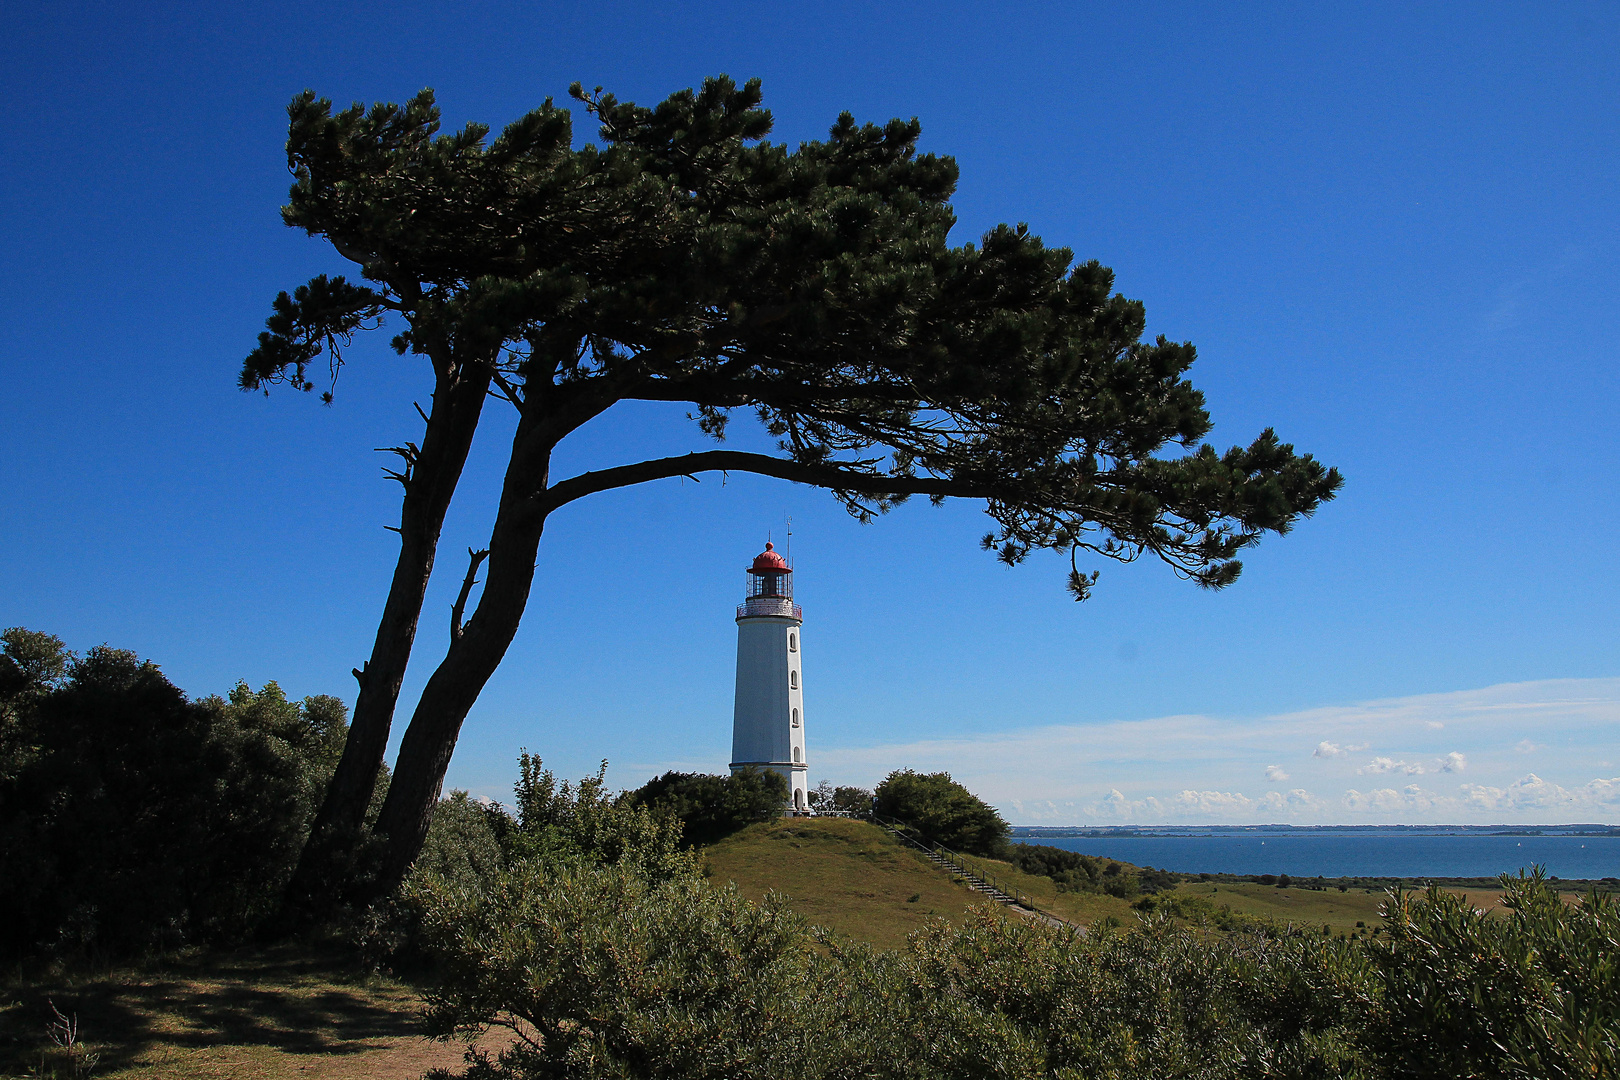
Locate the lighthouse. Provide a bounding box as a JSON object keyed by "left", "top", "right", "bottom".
{"left": 730, "top": 542, "right": 808, "bottom": 811}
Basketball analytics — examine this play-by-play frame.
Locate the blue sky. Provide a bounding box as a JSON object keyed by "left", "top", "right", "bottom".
{"left": 3, "top": 2, "right": 1617, "bottom": 824}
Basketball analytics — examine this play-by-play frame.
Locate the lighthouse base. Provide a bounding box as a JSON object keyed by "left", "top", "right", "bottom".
{"left": 730, "top": 761, "right": 808, "bottom": 812}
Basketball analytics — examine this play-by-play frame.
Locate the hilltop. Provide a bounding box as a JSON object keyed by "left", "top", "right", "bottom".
{"left": 703, "top": 817, "right": 1149, "bottom": 946}
{"left": 699, "top": 817, "right": 1503, "bottom": 945}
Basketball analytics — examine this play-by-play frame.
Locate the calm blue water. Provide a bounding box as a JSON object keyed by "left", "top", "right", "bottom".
{"left": 1013, "top": 835, "right": 1620, "bottom": 879}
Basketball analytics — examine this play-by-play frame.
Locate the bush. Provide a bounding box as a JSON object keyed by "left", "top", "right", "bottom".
{"left": 362, "top": 756, "right": 698, "bottom": 972}
{"left": 0, "top": 631, "right": 346, "bottom": 959}
{"left": 1369, "top": 870, "right": 1620, "bottom": 1078}
{"left": 808, "top": 780, "right": 872, "bottom": 814}
{"left": 873, "top": 769, "right": 1009, "bottom": 857}
{"left": 412, "top": 861, "right": 813, "bottom": 1079}
{"left": 415, "top": 790, "right": 507, "bottom": 893}
{"left": 382, "top": 795, "right": 1620, "bottom": 1079}
{"left": 1139, "top": 866, "right": 1183, "bottom": 893}
{"left": 507, "top": 753, "right": 696, "bottom": 880}
{"left": 1006, "top": 843, "right": 1104, "bottom": 892}
{"left": 408, "top": 862, "right": 1374, "bottom": 1079}
{"left": 621, "top": 766, "right": 787, "bottom": 846}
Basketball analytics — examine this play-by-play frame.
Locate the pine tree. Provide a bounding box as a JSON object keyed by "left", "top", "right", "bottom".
{"left": 244, "top": 76, "right": 1341, "bottom": 902}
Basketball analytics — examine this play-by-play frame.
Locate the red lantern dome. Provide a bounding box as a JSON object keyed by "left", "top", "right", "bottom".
{"left": 749, "top": 542, "right": 790, "bottom": 574}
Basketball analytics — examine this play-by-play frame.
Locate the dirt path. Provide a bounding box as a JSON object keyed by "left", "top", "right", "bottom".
{"left": 1, "top": 946, "right": 495, "bottom": 1080}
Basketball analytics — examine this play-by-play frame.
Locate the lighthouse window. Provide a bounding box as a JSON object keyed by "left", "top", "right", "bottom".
{"left": 788, "top": 632, "right": 797, "bottom": 652}
{"left": 792, "top": 708, "right": 800, "bottom": 728}
{"left": 793, "top": 746, "right": 802, "bottom": 763}
{"left": 789, "top": 670, "right": 798, "bottom": 689}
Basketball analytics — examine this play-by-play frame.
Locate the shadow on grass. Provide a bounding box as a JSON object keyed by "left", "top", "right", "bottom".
{"left": 0, "top": 944, "right": 424, "bottom": 1074}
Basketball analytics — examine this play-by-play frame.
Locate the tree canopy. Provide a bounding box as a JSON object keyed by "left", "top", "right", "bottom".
{"left": 248, "top": 76, "right": 1338, "bottom": 598}
{"left": 0, "top": 630, "right": 349, "bottom": 959}
{"left": 244, "top": 75, "right": 1341, "bottom": 894}
{"left": 623, "top": 768, "right": 789, "bottom": 846}
{"left": 874, "top": 768, "right": 1010, "bottom": 856}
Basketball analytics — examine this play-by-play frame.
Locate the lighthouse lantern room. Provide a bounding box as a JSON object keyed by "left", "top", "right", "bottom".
{"left": 730, "top": 542, "right": 808, "bottom": 810}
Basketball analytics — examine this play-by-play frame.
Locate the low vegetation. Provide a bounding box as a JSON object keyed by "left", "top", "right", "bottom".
{"left": 7, "top": 627, "right": 1619, "bottom": 1079}
{"left": 405, "top": 845, "right": 1619, "bottom": 1079}
{"left": 874, "top": 768, "right": 1010, "bottom": 856}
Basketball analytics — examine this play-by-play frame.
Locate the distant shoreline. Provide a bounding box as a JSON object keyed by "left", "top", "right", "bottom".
{"left": 1010, "top": 823, "right": 1620, "bottom": 838}
{"left": 1007, "top": 827, "right": 1620, "bottom": 882}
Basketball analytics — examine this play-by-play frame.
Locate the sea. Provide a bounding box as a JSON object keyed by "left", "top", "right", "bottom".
{"left": 1009, "top": 828, "right": 1620, "bottom": 880}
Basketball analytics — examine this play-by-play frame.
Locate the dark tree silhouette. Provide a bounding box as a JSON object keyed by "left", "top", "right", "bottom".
{"left": 244, "top": 76, "right": 1341, "bottom": 900}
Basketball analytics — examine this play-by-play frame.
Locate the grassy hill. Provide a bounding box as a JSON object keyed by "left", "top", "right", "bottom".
{"left": 702, "top": 817, "right": 1008, "bottom": 949}
{"left": 702, "top": 817, "right": 1547, "bottom": 946}
{"left": 702, "top": 817, "right": 1147, "bottom": 947}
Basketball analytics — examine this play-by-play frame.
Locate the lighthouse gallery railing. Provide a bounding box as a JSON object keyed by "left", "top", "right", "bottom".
{"left": 736, "top": 598, "right": 803, "bottom": 619}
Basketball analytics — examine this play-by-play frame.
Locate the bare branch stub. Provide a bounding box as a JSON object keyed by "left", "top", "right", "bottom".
{"left": 451, "top": 547, "right": 491, "bottom": 641}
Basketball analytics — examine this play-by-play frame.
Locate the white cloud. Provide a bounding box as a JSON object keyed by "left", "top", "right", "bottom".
{"left": 1460, "top": 774, "right": 1572, "bottom": 812}
{"left": 1172, "top": 789, "right": 1257, "bottom": 815}
{"left": 1454, "top": 775, "right": 1620, "bottom": 814}
{"left": 1265, "top": 765, "right": 1290, "bottom": 782}
{"left": 809, "top": 677, "right": 1620, "bottom": 824}
{"left": 1344, "top": 784, "right": 1445, "bottom": 813}
{"left": 1358, "top": 752, "right": 1465, "bottom": 776}
{"left": 1360, "top": 756, "right": 1427, "bottom": 776}
{"left": 1514, "top": 739, "right": 1540, "bottom": 754}
{"left": 1584, "top": 778, "right": 1620, "bottom": 807}
{"left": 1261, "top": 788, "right": 1321, "bottom": 813}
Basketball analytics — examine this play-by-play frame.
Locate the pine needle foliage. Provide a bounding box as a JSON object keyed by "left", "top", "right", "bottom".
{"left": 243, "top": 75, "right": 1343, "bottom": 892}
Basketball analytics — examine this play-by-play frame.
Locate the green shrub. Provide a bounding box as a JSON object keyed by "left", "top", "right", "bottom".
{"left": 511, "top": 754, "right": 697, "bottom": 879}
{"left": 407, "top": 864, "right": 1375, "bottom": 1079}
{"left": 0, "top": 632, "right": 346, "bottom": 959}
{"left": 1006, "top": 842, "right": 1104, "bottom": 892}
{"left": 415, "top": 790, "right": 507, "bottom": 893}
{"left": 1369, "top": 870, "right": 1620, "bottom": 1079}
{"left": 620, "top": 765, "right": 787, "bottom": 847}
{"left": 809, "top": 780, "right": 872, "bottom": 814}
{"left": 874, "top": 769, "right": 1009, "bottom": 857}
{"left": 412, "top": 861, "right": 814, "bottom": 1079}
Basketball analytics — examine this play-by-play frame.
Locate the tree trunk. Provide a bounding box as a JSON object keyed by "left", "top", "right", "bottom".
{"left": 280, "top": 361, "right": 492, "bottom": 919}
{"left": 371, "top": 423, "right": 555, "bottom": 892}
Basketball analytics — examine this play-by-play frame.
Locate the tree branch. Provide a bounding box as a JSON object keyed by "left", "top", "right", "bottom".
{"left": 537, "top": 450, "right": 999, "bottom": 514}
{"left": 450, "top": 547, "right": 490, "bottom": 641}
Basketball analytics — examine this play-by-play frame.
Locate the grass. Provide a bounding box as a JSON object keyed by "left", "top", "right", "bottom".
{"left": 932, "top": 849, "right": 1140, "bottom": 928}
{"left": 702, "top": 818, "right": 1031, "bottom": 949}
{"left": 702, "top": 818, "right": 1156, "bottom": 944}
{"left": 1170, "top": 880, "right": 1388, "bottom": 937}
{"left": 0, "top": 945, "right": 477, "bottom": 1080}
{"left": 700, "top": 819, "right": 1585, "bottom": 946}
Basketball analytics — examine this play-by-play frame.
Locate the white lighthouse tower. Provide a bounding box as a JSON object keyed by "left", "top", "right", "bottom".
{"left": 730, "top": 542, "right": 808, "bottom": 811}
